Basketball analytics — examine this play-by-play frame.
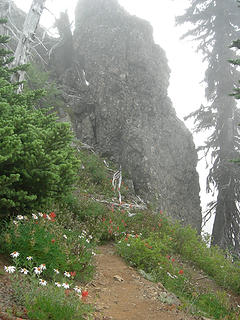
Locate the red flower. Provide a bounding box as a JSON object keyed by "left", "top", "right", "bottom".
{"left": 51, "top": 239, "right": 55, "bottom": 243}
{"left": 102, "top": 217, "right": 106, "bottom": 222}
{"left": 179, "top": 269, "right": 184, "bottom": 275}
{"left": 82, "top": 291, "right": 88, "bottom": 298}
{"left": 43, "top": 213, "right": 47, "bottom": 219}
{"left": 135, "top": 234, "right": 138, "bottom": 238}
{"left": 166, "top": 255, "right": 171, "bottom": 260}
{"left": 124, "top": 237, "right": 128, "bottom": 241}
{"left": 117, "top": 226, "right": 119, "bottom": 230}
{"left": 70, "top": 271, "right": 76, "bottom": 277}
{"left": 109, "top": 219, "right": 112, "bottom": 224}
{"left": 49, "top": 211, "right": 56, "bottom": 219}
{"left": 171, "top": 258, "right": 175, "bottom": 262}
{"left": 160, "top": 210, "right": 163, "bottom": 214}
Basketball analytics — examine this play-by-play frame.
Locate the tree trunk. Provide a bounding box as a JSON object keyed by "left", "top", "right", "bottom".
{"left": 11, "top": 0, "right": 46, "bottom": 87}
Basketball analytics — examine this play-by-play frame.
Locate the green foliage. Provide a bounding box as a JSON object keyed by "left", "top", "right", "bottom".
{"left": 7, "top": 262, "right": 93, "bottom": 319}
{"left": 0, "top": 213, "right": 95, "bottom": 281}
{"left": 0, "top": 21, "right": 79, "bottom": 217}
{"left": 25, "top": 285, "right": 92, "bottom": 320}
{"left": 193, "top": 293, "right": 229, "bottom": 319}
{"left": 77, "top": 149, "right": 115, "bottom": 195}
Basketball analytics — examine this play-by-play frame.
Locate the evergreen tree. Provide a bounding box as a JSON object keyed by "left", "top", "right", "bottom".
{"left": 176, "top": 1, "right": 240, "bottom": 253}
{"left": 0, "top": 19, "right": 79, "bottom": 218}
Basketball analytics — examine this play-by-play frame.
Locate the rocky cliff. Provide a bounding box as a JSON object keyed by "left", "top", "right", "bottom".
{"left": 1, "top": 0, "right": 202, "bottom": 231}
{"left": 65, "top": 0, "right": 201, "bottom": 231}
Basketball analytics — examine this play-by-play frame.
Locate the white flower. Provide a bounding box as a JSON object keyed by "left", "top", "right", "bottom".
{"left": 167, "top": 272, "right": 177, "bottom": 279}
{"left": 86, "top": 239, "right": 90, "bottom": 243}
{"left": 62, "top": 282, "right": 70, "bottom": 289}
{"left": 32, "top": 214, "right": 38, "bottom": 220}
{"left": 10, "top": 251, "right": 20, "bottom": 258}
{"left": 74, "top": 286, "right": 81, "bottom": 294}
{"left": 46, "top": 214, "right": 51, "bottom": 220}
{"left": 34, "top": 267, "right": 42, "bottom": 275}
{"left": 39, "top": 279, "right": 47, "bottom": 286}
{"left": 92, "top": 251, "right": 96, "bottom": 256}
{"left": 88, "top": 235, "right": 93, "bottom": 240}
{"left": 26, "top": 256, "right": 33, "bottom": 261}
{"left": 55, "top": 282, "right": 61, "bottom": 287}
{"left": 17, "top": 215, "right": 24, "bottom": 220}
{"left": 128, "top": 213, "right": 136, "bottom": 217}
{"left": 13, "top": 220, "right": 18, "bottom": 225}
{"left": 4, "top": 266, "right": 16, "bottom": 274}
{"left": 64, "top": 271, "right": 71, "bottom": 278}
{"left": 127, "top": 244, "right": 130, "bottom": 247}
{"left": 54, "top": 268, "right": 60, "bottom": 274}
{"left": 38, "top": 212, "right": 43, "bottom": 217}
{"left": 63, "top": 235, "right": 67, "bottom": 239}
{"left": 20, "top": 268, "right": 29, "bottom": 275}
{"left": 39, "top": 264, "right": 46, "bottom": 270}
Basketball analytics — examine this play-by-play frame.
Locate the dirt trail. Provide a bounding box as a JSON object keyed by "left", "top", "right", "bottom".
{"left": 87, "top": 243, "right": 197, "bottom": 320}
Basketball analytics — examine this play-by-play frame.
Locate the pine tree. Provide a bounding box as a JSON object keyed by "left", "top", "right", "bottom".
{"left": 0, "top": 19, "right": 79, "bottom": 218}
{"left": 176, "top": 0, "right": 240, "bottom": 253}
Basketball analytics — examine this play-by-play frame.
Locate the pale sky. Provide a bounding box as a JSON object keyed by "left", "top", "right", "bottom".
{"left": 13, "top": 0, "right": 213, "bottom": 232}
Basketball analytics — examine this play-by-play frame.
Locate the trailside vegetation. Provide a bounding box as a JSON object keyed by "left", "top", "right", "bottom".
{"left": 0, "top": 19, "right": 79, "bottom": 218}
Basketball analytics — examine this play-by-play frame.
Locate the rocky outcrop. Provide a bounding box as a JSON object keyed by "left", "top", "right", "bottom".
{"left": 69, "top": 0, "right": 201, "bottom": 231}
{"left": 2, "top": 0, "right": 202, "bottom": 231}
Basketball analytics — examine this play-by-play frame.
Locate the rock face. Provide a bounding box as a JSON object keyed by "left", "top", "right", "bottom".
{"left": 3, "top": 0, "right": 201, "bottom": 231}
{"left": 70, "top": 0, "right": 201, "bottom": 231}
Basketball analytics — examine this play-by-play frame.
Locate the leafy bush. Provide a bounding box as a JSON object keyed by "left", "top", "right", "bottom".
{"left": 0, "top": 21, "right": 79, "bottom": 217}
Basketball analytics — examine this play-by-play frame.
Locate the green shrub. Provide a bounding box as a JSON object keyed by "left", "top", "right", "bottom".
{"left": 0, "top": 21, "right": 79, "bottom": 218}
